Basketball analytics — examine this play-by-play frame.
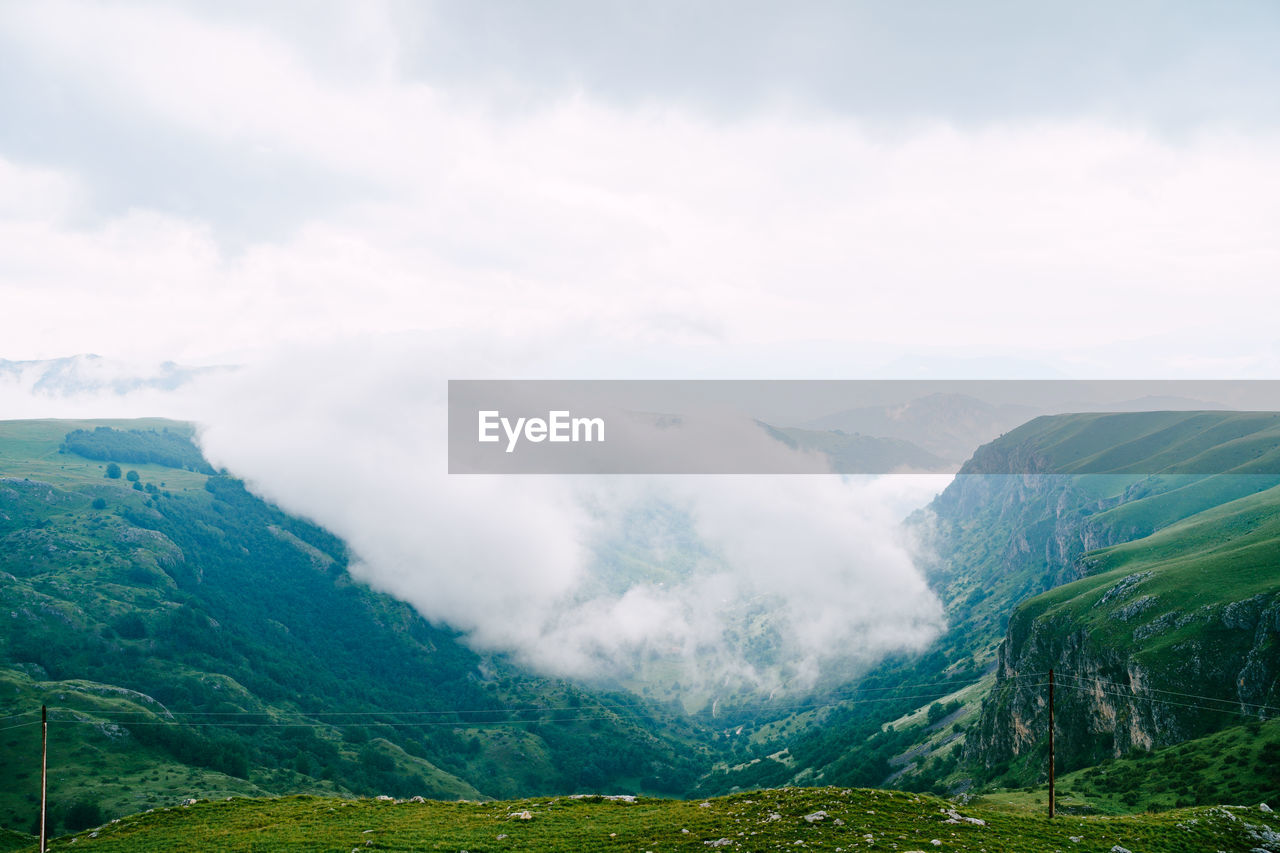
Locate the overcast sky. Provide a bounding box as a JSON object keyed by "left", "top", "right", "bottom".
{"left": 2, "top": 0, "right": 1280, "bottom": 376}
{"left": 5, "top": 1, "right": 1280, "bottom": 689}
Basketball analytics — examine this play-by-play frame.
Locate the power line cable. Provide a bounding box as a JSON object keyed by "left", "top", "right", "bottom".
{"left": 1053, "top": 672, "right": 1280, "bottom": 714}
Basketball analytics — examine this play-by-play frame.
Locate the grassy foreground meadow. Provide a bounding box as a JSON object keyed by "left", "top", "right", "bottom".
{"left": 12, "top": 787, "right": 1279, "bottom": 853}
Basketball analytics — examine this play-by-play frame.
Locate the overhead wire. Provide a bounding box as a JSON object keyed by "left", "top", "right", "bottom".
{"left": 2, "top": 674, "right": 1051, "bottom": 732}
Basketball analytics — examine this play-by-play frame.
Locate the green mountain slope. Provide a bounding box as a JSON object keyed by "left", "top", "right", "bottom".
{"left": 947, "top": 413, "right": 1280, "bottom": 794}
{"left": 0, "top": 420, "right": 710, "bottom": 836}
{"left": 971, "top": 481, "right": 1280, "bottom": 779}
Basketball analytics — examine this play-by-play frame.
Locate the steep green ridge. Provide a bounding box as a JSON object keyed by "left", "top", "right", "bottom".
{"left": 0, "top": 420, "right": 710, "bottom": 837}
{"left": 971, "top": 482, "right": 1280, "bottom": 778}
{"left": 710, "top": 412, "right": 1280, "bottom": 804}
{"left": 949, "top": 412, "right": 1280, "bottom": 790}
{"left": 962, "top": 410, "right": 1280, "bottom": 475}
{"left": 17, "top": 788, "right": 1279, "bottom": 853}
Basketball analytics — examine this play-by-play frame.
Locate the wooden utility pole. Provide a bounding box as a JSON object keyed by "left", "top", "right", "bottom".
{"left": 40, "top": 704, "right": 48, "bottom": 853}
{"left": 1048, "top": 669, "right": 1055, "bottom": 819}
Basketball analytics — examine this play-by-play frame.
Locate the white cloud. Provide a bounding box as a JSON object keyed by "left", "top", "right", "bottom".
{"left": 174, "top": 342, "right": 947, "bottom": 694}
{"left": 0, "top": 3, "right": 1276, "bottom": 370}
{"left": 2, "top": 115, "right": 1279, "bottom": 369}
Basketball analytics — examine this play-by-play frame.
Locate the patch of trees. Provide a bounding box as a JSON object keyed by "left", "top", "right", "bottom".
{"left": 63, "top": 427, "right": 215, "bottom": 473}
{"left": 128, "top": 721, "right": 250, "bottom": 779}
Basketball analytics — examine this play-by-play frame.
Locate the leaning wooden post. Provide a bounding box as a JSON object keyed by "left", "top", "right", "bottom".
{"left": 1048, "top": 670, "right": 1055, "bottom": 819}
{"left": 40, "top": 704, "right": 48, "bottom": 853}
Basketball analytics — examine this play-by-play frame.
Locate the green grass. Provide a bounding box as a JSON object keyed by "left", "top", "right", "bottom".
{"left": 976, "top": 720, "right": 1280, "bottom": 816}
{"left": 0, "top": 418, "right": 209, "bottom": 492}
{"left": 17, "top": 787, "right": 1278, "bottom": 852}
{"left": 1060, "top": 719, "right": 1280, "bottom": 814}
{"left": 0, "top": 669, "right": 286, "bottom": 834}
{"left": 0, "top": 829, "right": 33, "bottom": 853}
{"left": 1013, "top": 480, "right": 1280, "bottom": 661}
{"left": 975, "top": 410, "right": 1280, "bottom": 475}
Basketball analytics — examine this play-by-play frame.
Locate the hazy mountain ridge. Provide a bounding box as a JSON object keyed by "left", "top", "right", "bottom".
{"left": 803, "top": 392, "right": 1036, "bottom": 462}
{"left": 0, "top": 356, "right": 226, "bottom": 397}
{"left": 801, "top": 392, "right": 1240, "bottom": 466}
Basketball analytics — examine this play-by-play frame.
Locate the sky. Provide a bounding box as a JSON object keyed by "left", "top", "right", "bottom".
{"left": 1, "top": 0, "right": 1278, "bottom": 377}
{"left": 3, "top": 2, "right": 1280, "bottom": 691}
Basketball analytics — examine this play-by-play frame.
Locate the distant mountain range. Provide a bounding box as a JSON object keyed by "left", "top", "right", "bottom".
{"left": 802, "top": 391, "right": 1233, "bottom": 465}
{"left": 0, "top": 355, "right": 227, "bottom": 397}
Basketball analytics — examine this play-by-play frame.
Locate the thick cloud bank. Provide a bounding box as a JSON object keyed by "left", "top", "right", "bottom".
{"left": 185, "top": 344, "right": 947, "bottom": 696}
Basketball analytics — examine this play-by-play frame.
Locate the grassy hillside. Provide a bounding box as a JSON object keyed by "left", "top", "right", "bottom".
{"left": 972, "top": 481, "right": 1280, "bottom": 779}
{"left": 0, "top": 419, "right": 711, "bottom": 836}
{"left": 963, "top": 410, "right": 1280, "bottom": 475}
{"left": 1014, "top": 480, "right": 1280, "bottom": 663}
{"left": 15, "top": 787, "right": 1278, "bottom": 853}
{"left": 0, "top": 830, "right": 32, "bottom": 853}
{"left": 1060, "top": 718, "right": 1280, "bottom": 814}
{"left": 950, "top": 413, "right": 1280, "bottom": 794}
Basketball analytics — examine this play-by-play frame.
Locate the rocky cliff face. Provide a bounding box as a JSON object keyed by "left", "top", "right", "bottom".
{"left": 922, "top": 471, "right": 1146, "bottom": 650}
{"left": 908, "top": 413, "right": 1280, "bottom": 787}
{"left": 966, "top": 580, "right": 1280, "bottom": 779}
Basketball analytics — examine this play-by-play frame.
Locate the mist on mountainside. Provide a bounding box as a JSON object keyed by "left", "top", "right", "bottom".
{"left": 181, "top": 346, "right": 950, "bottom": 698}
